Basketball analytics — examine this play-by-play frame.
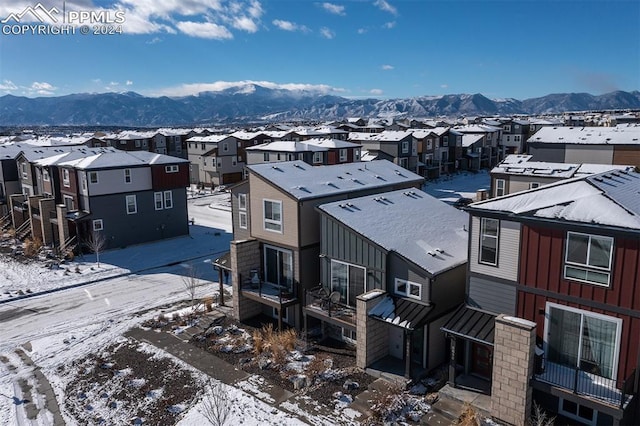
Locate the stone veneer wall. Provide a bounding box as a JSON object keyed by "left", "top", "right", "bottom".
{"left": 38, "top": 198, "right": 56, "bottom": 246}
{"left": 356, "top": 290, "right": 389, "bottom": 370}
{"left": 491, "top": 314, "right": 536, "bottom": 426}
{"left": 56, "top": 204, "right": 70, "bottom": 247}
{"left": 230, "top": 239, "right": 263, "bottom": 321}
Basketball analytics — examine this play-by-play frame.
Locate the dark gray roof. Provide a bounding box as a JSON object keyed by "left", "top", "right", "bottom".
{"left": 368, "top": 295, "right": 433, "bottom": 330}
{"left": 441, "top": 305, "right": 496, "bottom": 345}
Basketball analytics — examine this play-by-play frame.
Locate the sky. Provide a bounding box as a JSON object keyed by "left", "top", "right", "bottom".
{"left": 0, "top": 0, "right": 638, "bottom": 100}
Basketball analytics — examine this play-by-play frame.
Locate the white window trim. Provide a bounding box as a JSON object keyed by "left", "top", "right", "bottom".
{"left": 163, "top": 190, "right": 173, "bottom": 209}
{"left": 238, "top": 193, "right": 247, "bottom": 211}
{"left": 558, "top": 398, "right": 597, "bottom": 426}
{"left": 543, "top": 302, "right": 622, "bottom": 382}
{"left": 92, "top": 219, "right": 103, "bottom": 231}
{"left": 154, "top": 192, "right": 163, "bottom": 210}
{"left": 394, "top": 278, "right": 422, "bottom": 300}
{"left": 563, "top": 231, "right": 613, "bottom": 287}
{"left": 239, "top": 211, "right": 248, "bottom": 229}
{"left": 21, "top": 162, "right": 28, "bottom": 179}
{"left": 124, "top": 168, "right": 132, "bottom": 184}
{"left": 339, "top": 149, "right": 347, "bottom": 162}
{"left": 89, "top": 171, "right": 98, "bottom": 184}
{"left": 401, "top": 140, "right": 409, "bottom": 153}
{"left": 42, "top": 170, "right": 50, "bottom": 182}
{"left": 126, "top": 194, "right": 137, "bottom": 215}
{"left": 63, "top": 169, "right": 70, "bottom": 187}
{"left": 263, "top": 199, "right": 282, "bottom": 233}
{"left": 313, "top": 152, "right": 322, "bottom": 164}
{"left": 495, "top": 179, "right": 505, "bottom": 197}
{"left": 165, "top": 165, "right": 179, "bottom": 173}
{"left": 479, "top": 217, "right": 499, "bottom": 266}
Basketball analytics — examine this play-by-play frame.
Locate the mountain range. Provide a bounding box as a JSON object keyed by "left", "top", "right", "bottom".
{"left": 0, "top": 84, "right": 639, "bottom": 127}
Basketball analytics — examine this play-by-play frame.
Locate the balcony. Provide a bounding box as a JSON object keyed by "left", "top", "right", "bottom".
{"left": 240, "top": 273, "right": 298, "bottom": 309}
{"left": 303, "top": 286, "right": 356, "bottom": 329}
{"left": 534, "top": 360, "right": 636, "bottom": 409}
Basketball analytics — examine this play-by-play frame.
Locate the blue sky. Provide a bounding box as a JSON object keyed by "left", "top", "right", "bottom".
{"left": 0, "top": 0, "right": 638, "bottom": 100}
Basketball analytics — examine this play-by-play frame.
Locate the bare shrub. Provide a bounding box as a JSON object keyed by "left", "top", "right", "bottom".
{"left": 86, "top": 230, "right": 106, "bottom": 267}
{"left": 200, "top": 380, "right": 231, "bottom": 426}
{"left": 182, "top": 264, "right": 200, "bottom": 315}
{"left": 367, "top": 382, "right": 406, "bottom": 424}
{"left": 458, "top": 403, "right": 480, "bottom": 426}
{"left": 252, "top": 329, "right": 265, "bottom": 355}
{"left": 24, "top": 237, "right": 43, "bottom": 257}
{"left": 305, "top": 354, "right": 328, "bottom": 383}
{"left": 203, "top": 297, "right": 214, "bottom": 312}
{"left": 529, "top": 402, "right": 555, "bottom": 426}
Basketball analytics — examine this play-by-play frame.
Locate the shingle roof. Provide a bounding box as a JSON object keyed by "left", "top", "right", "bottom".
{"left": 248, "top": 160, "right": 423, "bottom": 201}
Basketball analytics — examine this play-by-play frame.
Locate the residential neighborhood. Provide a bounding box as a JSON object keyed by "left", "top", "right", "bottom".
{"left": 1, "top": 112, "right": 640, "bottom": 426}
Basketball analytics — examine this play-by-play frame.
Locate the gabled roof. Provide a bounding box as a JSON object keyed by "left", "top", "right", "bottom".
{"left": 461, "top": 134, "right": 484, "bottom": 147}
{"left": 318, "top": 188, "right": 468, "bottom": 275}
{"left": 303, "top": 138, "right": 360, "bottom": 149}
{"left": 186, "top": 135, "right": 234, "bottom": 143}
{"left": 246, "top": 140, "right": 325, "bottom": 152}
{"left": 248, "top": 160, "right": 423, "bottom": 201}
{"left": 491, "top": 154, "right": 634, "bottom": 179}
{"left": 59, "top": 150, "right": 188, "bottom": 170}
{"left": 528, "top": 124, "right": 640, "bottom": 145}
{"left": 469, "top": 170, "right": 640, "bottom": 230}
{"left": 33, "top": 147, "right": 117, "bottom": 166}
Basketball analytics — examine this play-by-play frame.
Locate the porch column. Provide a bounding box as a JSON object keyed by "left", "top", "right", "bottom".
{"left": 404, "top": 330, "right": 412, "bottom": 379}
{"left": 448, "top": 336, "right": 457, "bottom": 386}
{"left": 278, "top": 308, "right": 283, "bottom": 331}
{"left": 491, "top": 314, "right": 536, "bottom": 426}
{"left": 217, "top": 266, "right": 225, "bottom": 306}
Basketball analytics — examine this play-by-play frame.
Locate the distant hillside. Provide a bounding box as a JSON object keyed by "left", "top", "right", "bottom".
{"left": 0, "top": 84, "right": 638, "bottom": 126}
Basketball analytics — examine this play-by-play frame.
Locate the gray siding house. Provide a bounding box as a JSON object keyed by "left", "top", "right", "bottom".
{"left": 310, "top": 189, "right": 468, "bottom": 378}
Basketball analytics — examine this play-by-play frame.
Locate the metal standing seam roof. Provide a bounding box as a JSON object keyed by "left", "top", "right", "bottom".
{"left": 368, "top": 295, "right": 434, "bottom": 331}
{"left": 441, "top": 305, "right": 497, "bottom": 345}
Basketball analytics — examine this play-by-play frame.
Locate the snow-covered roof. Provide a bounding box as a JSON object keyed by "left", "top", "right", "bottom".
{"left": 318, "top": 189, "right": 468, "bottom": 275}
{"left": 360, "top": 150, "right": 378, "bottom": 162}
{"left": 33, "top": 148, "right": 117, "bottom": 167}
{"left": 248, "top": 160, "right": 423, "bottom": 201}
{"left": 461, "top": 134, "right": 484, "bottom": 147}
{"left": 469, "top": 170, "right": 640, "bottom": 230}
{"left": 186, "top": 135, "right": 233, "bottom": 143}
{"left": 302, "top": 138, "right": 360, "bottom": 149}
{"left": 492, "top": 154, "right": 634, "bottom": 179}
{"left": 245, "top": 140, "right": 325, "bottom": 152}
{"left": 528, "top": 124, "right": 640, "bottom": 145}
{"left": 455, "top": 124, "right": 501, "bottom": 133}
{"left": 59, "top": 150, "right": 188, "bottom": 170}
{"left": 105, "top": 131, "right": 156, "bottom": 140}
{"left": 230, "top": 130, "right": 264, "bottom": 140}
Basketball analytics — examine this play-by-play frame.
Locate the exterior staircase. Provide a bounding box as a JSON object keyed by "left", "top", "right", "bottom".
{"left": 15, "top": 221, "right": 32, "bottom": 241}
{"left": 0, "top": 213, "right": 11, "bottom": 232}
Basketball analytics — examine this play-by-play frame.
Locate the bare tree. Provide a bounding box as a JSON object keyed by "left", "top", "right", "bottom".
{"left": 86, "top": 230, "right": 106, "bottom": 267}
{"left": 200, "top": 380, "right": 231, "bottom": 426}
{"left": 181, "top": 263, "right": 200, "bottom": 315}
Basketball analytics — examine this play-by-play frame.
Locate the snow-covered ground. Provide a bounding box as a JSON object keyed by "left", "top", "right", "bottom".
{"left": 423, "top": 170, "right": 491, "bottom": 203}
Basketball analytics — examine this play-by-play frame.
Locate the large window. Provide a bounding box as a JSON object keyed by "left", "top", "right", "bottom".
{"left": 331, "top": 260, "right": 365, "bottom": 306}
{"left": 163, "top": 191, "right": 173, "bottom": 209}
{"left": 339, "top": 149, "right": 347, "bottom": 162}
{"left": 154, "top": 192, "right": 163, "bottom": 210}
{"left": 264, "top": 245, "right": 293, "bottom": 290}
{"left": 394, "top": 278, "right": 422, "bottom": 300}
{"left": 479, "top": 217, "right": 499, "bottom": 266}
{"left": 126, "top": 194, "right": 137, "bottom": 214}
{"left": 238, "top": 193, "right": 247, "bottom": 229}
{"left": 263, "top": 199, "right": 282, "bottom": 232}
{"left": 313, "top": 152, "right": 322, "bottom": 164}
{"left": 564, "top": 232, "right": 613, "bottom": 286}
{"left": 545, "top": 303, "right": 621, "bottom": 380}
{"left": 401, "top": 141, "right": 409, "bottom": 153}
{"left": 495, "top": 179, "right": 505, "bottom": 197}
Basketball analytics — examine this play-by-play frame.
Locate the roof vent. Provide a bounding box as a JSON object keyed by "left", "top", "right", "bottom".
{"left": 293, "top": 163, "right": 303, "bottom": 169}
{"left": 435, "top": 248, "right": 445, "bottom": 253}
{"left": 427, "top": 251, "right": 436, "bottom": 257}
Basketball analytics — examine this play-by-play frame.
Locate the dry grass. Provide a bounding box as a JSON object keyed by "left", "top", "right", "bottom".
{"left": 24, "top": 237, "right": 43, "bottom": 257}
{"left": 203, "top": 297, "right": 214, "bottom": 312}
{"left": 251, "top": 324, "right": 298, "bottom": 367}
{"left": 457, "top": 403, "right": 480, "bottom": 426}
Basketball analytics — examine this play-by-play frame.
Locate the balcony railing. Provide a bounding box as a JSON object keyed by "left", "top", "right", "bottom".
{"left": 534, "top": 360, "right": 636, "bottom": 409}
{"left": 240, "top": 272, "right": 297, "bottom": 305}
{"left": 304, "top": 286, "right": 356, "bottom": 326}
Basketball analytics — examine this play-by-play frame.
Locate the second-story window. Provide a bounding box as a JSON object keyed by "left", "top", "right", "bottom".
{"left": 21, "top": 162, "right": 28, "bottom": 179}
{"left": 124, "top": 169, "right": 131, "bottom": 184}
{"left": 339, "top": 149, "right": 347, "bottom": 162}
{"left": 126, "top": 194, "right": 137, "bottom": 214}
{"left": 154, "top": 192, "right": 163, "bottom": 210}
{"left": 401, "top": 141, "right": 409, "bottom": 153}
{"left": 238, "top": 193, "right": 247, "bottom": 229}
{"left": 313, "top": 152, "right": 322, "bottom": 164}
{"left": 355, "top": 149, "right": 361, "bottom": 161}
{"left": 165, "top": 165, "right": 179, "bottom": 173}
{"left": 89, "top": 171, "right": 98, "bottom": 184}
{"left": 394, "top": 278, "right": 422, "bottom": 300}
{"left": 427, "top": 139, "right": 432, "bottom": 150}
{"left": 163, "top": 191, "right": 173, "bottom": 209}
{"left": 495, "top": 179, "right": 505, "bottom": 197}
{"left": 263, "top": 199, "right": 282, "bottom": 233}
{"left": 42, "top": 170, "right": 50, "bottom": 182}
{"left": 63, "top": 169, "right": 70, "bottom": 187}
{"left": 479, "top": 217, "right": 499, "bottom": 266}
{"left": 263, "top": 152, "right": 270, "bottom": 162}
{"left": 564, "top": 232, "right": 613, "bottom": 286}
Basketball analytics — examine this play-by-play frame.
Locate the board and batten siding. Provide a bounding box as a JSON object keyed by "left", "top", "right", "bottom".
{"left": 320, "top": 214, "right": 386, "bottom": 292}
{"left": 468, "top": 275, "right": 516, "bottom": 315}
{"left": 469, "top": 216, "right": 520, "bottom": 282}
{"left": 564, "top": 144, "right": 614, "bottom": 165}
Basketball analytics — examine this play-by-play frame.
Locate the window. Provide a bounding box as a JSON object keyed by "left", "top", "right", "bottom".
{"left": 42, "top": 170, "right": 50, "bottom": 182}
{"left": 331, "top": 260, "right": 366, "bottom": 306}
{"left": 427, "top": 139, "right": 432, "bottom": 150}
{"left": 163, "top": 191, "right": 173, "bottom": 209}
{"left": 394, "top": 278, "right": 422, "bottom": 300}
{"left": 82, "top": 176, "right": 87, "bottom": 191}
{"left": 237, "top": 193, "right": 248, "bottom": 229}
{"left": 545, "top": 302, "right": 621, "bottom": 381}
{"left": 313, "top": 152, "right": 322, "bottom": 164}
{"left": 124, "top": 169, "right": 131, "bottom": 183}
{"left": 63, "top": 195, "right": 74, "bottom": 211}
{"left": 223, "top": 142, "right": 228, "bottom": 152}
{"left": 479, "top": 217, "right": 499, "bottom": 266}
{"left": 93, "top": 219, "right": 103, "bottom": 231}
{"left": 165, "top": 165, "right": 179, "bottom": 173}
{"left": 135, "top": 139, "right": 141, "bottom": 148}
{"left": 89, "top": 171, "right": 98, "bottom": 183}
{"left": 263, "top": 152, "right": 270, "bottom": 162}
{"left": 506, "top": 135, "right": 511, "bottom": 142}
{"left": 559, "top": 399, "right": 596, "bottom": 425}
{"left": 63, "top": 169, "right": 70, "bottom": 187}
{"left": 401, "top": 141, "right": 409, "bottom": 153}
{"left": 263, "top": 199, "right": 282, "bottom": 232}
{"left": 201, "top": 143, "right": 206, "bottom": 151}
{"left": 503, "top": 125, "right": 511, "bottom": 132}
{"left": 154, "top": 192, "right": 163, "bottom": 210}
{"left": 514, "top": 135, "right": 521, "bottom": 142}
{"left": 126, "top": 194, "right": 137, "bottom": 214}
{"left": 529, "top": 182, "right": 540, "bottom": 189}
{"left": 232, "top": 158, "right": 237, "bottom": 166}
{"left": 339, "top": 149, "right": 347, "bottom": 162}
{"left": 443, "top": 135, "right": 449, "bottom": 145}
{"left": 277, "top": 153, "right": 281, "bottom": 161}
{"left": 21, "top": 162, "right": 27, "bottom": 179}
{"left": 495, "top": 179, "right": 505, "bottom": 197}
{"left": 264, "top": 245, "right": 293, "bottom": 290}
{"left": 355, "top": 149, "right": 361, "bottom": 161}
{"left": 120, "top": 140, "right": 127, "bottom": 145}
{"left": 564, "top": 232, "right": 613, "bottom": 286}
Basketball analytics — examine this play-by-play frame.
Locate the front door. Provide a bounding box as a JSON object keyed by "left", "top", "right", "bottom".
{"left": 389, "top": 327, "right": 404, "bottom": 360}
{"left": 471, "top": 343, "right": 492, "bottom": 379}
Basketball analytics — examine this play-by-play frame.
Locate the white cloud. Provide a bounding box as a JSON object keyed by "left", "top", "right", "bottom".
{"left": 0, "top": 80, "right": 18, "bottom": 91}
{"left": 232, "top": 16, "right": 258, "bottom": 32}
{"left": 381, "top": 64, "right": 394, "bottom": 70}
{"left": 321, "top": 2, "right": 345, "bottom": 16}
{"left": 126, "top": 80, "right": 134, "bottom": 86}
{"left": 109, "top": 81, "right": 120, "bottom": 86}
{"left": 272, "top": 19, "right": 308, "bottom": 32}
{"left": 357, "top": 28, "right": 367, "bottom": 34}
{"left": 146, "top": 37, "right": 162, "bottom": 44}
{"left": 370, "top": 89, "right": 384, "bottom": 95}
{"left": 176, "top": 21, "right": 233, "bottom": 39}
{"left": 383, "top": 21, "right": 395, "bottom": 29}
{"left": 29, "top": 81, "right": 57, "bottom": 95}
{"left": 320, "top": 27, "right": 335, "bottom": 39}
{"left": 440, "top": 84, "right": 448, "bottom": 89}
{"left": 374, "top": 0, "right": 397, "bottom": 16}
{"left": 152, "top": 80, "right": 345, "bottom": 97}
